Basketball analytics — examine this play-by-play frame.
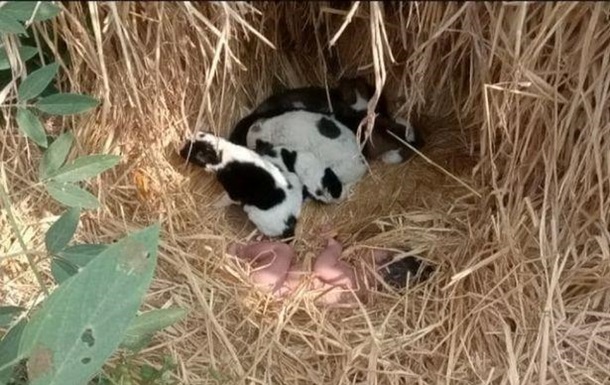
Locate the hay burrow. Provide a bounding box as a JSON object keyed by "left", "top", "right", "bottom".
{"left": 1, "top": 2, "right": 610, "bottom": 384}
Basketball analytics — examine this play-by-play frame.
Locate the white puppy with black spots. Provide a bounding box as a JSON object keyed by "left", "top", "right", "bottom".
{"left": 245, "top": 111, "right": 368, "bottom": 199}
{"left": 228, "top": 77, "right": 423, "bottom": 165}
{"left": 179, "top": 132, "right": 303, "bottom": 238}
{"left": 252, "top": 139, "right": 345, "bottom": 204}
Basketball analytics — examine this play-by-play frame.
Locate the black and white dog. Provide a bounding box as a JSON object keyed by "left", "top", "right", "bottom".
{"left": 228, "top": 77, "right": 423, "bottom": 164}
{"left": 180, "top": 132, "right": 303, "bottom": 238}
{"left": 251, "top": 139, "right": 344, "bottom": 204}
{"left": 245, "top": 110, "right": 368, "bottom": 198}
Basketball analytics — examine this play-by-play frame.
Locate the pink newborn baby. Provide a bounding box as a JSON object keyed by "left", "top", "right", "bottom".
{"left": 227, "top": 236, "right": 427, "bottom": 306}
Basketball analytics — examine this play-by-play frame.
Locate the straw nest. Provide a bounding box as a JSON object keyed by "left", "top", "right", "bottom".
{"left": 2, "top": 2, "right": 610, "bottom": 384}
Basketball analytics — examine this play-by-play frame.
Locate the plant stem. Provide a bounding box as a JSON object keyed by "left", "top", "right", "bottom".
{"left": 0, "top": 249, "right": 48, "bottom": 261}
{"left": 0, "top": 174, "right": 49, "bottom": 296}
{"left": 0, "top": 104, "right": 33, "bottom": 108}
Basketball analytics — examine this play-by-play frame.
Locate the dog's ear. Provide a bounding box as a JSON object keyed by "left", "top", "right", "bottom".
{"left": 191, "top": 129, "right": 215, "bottom": 141}
{"left": 336, "top": 78, "right": 357, "bottom": 105}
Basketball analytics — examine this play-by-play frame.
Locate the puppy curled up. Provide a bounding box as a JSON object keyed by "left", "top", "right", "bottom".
{"left": 245, "top": 110, "right": 368, "bottom": 195}
{"left": 228, "top": 76, "right": 424, "bottom": 165}
{"left": 179, "top": 131, "right": 303, "bottom": 238}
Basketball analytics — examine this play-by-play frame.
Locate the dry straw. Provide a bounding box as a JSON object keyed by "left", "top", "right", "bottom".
{"left": 1, "top": 2, "right": 610, "bottom": 384}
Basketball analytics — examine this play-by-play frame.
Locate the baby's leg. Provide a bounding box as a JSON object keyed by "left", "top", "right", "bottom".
{"left": 228, "top": 241, "right": 296, "bottom": 294}
{"left": 313, "top": 238, "right": 356, "bottom": 289}
{"left": 275, "top": 265, "right": 307, "bottom": 298}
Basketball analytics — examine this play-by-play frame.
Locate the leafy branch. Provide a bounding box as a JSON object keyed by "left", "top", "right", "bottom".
{"left": 0, "top": 3, "right": 186, "bottom": 385}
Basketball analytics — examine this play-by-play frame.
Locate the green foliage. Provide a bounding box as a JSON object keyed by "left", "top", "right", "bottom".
{"left": 38, "top": 132, "right": 119, "bottom": 209}
{"left": 0, "top": 5, "right": 185, "bottom": 385}
{"left": 0, "top": 320, "right": 27, "bottom": 382}
{"left": 0, "top": 307, "right": 25, "bottom": 329}
{"left": 0, "top": 46, "right": 38, "bottom": 71}
{"left": 51, "top": 244, "right": 108, "bottom": 284}
{"left": 138, "top": 356, "right": 178, "bottom": 385}
{"left": 35, "top": 93, "right": 100, "bottom": 115}
{"left": 39, "top": 132, "right": 74, "bottom": 180}
{"left": 15, "top": 109, "right": 47, "bottom": 148}
{"left": 0, "top": 14, "right": 27, "bottom": 35}
{"left": 18, "top": 62, "right": 59, "bottom": 101}
{"left": 45, "top": 181, "right": 100, "bottom": 210}
{"left": 0, "top": 2, "right": 62, "bottom": 22}
{"left": 121, "top": 309, "right": 187, "bottom": 353}
{"left": 91, "top": 355, "right": 178, "bottom": 385}
{"left": 43, "top": 155, "right": 120, "bottom": 183}
{"left": 18, "top": 225, "right": 161, "bottom": 385}
{"left": 44, "top": 207, "right": 80, "bottom": 255}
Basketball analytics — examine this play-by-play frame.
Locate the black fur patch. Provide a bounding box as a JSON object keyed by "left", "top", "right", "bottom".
{"left": 321, "top": 167, "right": 343, "bottom": 199}
{"left": 382, "top": 257, "right": 435, "bottom": 289}
{"left": 282, "top": 215, "right": 297, "bottom": 238}
{"left": 227, "top": 114, "right": 261, "bottom": 146}
{"left": 317, "top": 117, "right": 342, "bottom": 139}
{"left": 302, "top": 186, "right": 311, "bottom": 200}
{"left": 254, "top": 87, "right": 337, "bottom": 116}
{"left": 254, "top": 139, "right": 277, "bottom": 157}
{"left": 280, "top": 148, "right": 297, "bottom": 173}
{"left": 216, "top": 161, "right": 286, "bottom": 210}
{"left": 179, "top": 140, "right": 221, "bottom": 167}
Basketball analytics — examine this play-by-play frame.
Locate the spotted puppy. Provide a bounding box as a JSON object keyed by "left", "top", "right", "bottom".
{"left": 252, "top": 139, "right": 344, "bottom": 204}
{"left": 179, "top": 132, "right": 303, "bottom": 238}
{"left": 245, "top": 111, "right": 368, "bottom": 198}
{"left": 228, "top": 77, "right": 423, "bottom": 164}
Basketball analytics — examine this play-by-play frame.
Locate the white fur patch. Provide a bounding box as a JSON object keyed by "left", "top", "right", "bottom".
{"left": 381, "top": 149, "right": 404, "bottom": 165}
{"left": 245, "top": 110, "right": 367, "bottom": 189}
{"left": 350, "top": 92, "right": 369, "bottom": 112}
{"left": 212, "top": 192, "right": 238, "bottom": 209}
{"left": 292, "top": 101, "right": 306, "bottom": 109}
{"left": 394, "top": 117, "right": 416, "bottom": 143}
{"left": 281, "top": 149, "right": 345, "bottom": 203}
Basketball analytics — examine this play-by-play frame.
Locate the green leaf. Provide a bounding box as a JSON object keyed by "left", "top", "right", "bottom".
{"left": 45, "top": 181, "right": 100, "bottom": 209}
{"left": 49, "top": 258, "right": 79, "bottom": 286}
{"left": 35, "top": 93, "right": 100, "bottom": 116}
{"left": 51, "top": 244, "right": 108, "bottom": 284}
{"left": 45, "top": 155, "right": 120, "bottom": 183}
{"left": 18, "top": 62, "right": 59, "bottom": 101}
{"left": 0, "top": 46, "right": 38, "bottom": 71}
{"left": 139, "top": 364, "right": 158, "bottom": 381}
{"left": 39, "top": 132, "right": 73, "bottom": 180}
{"left": 57, "top": 244, "right": 109, "bottom": 261}
{"left": 39, "top": 81, "right": 59, "bottom": 98}
{"left": 0, "top": 13, "right": 26, "bottom": 35}
{"left": 0, "top": 2, "right": 62, "bottom": 22}
{"left": 120, "top": 308, "right": 187, "bottom": 353}
{"left": 0, "top": 319, "right": 27, "bottom": 376}
{"left": 15, "top": 108, "right": 47, "bottom": 148}
{"left": 18, "top": 224, "right": 161, "bottom": 385}
{"left": 44, "top": 207, "right": 80, "bottom": 254}
{"left": 0, "top": 306, "right": 25, "bottom": 328}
